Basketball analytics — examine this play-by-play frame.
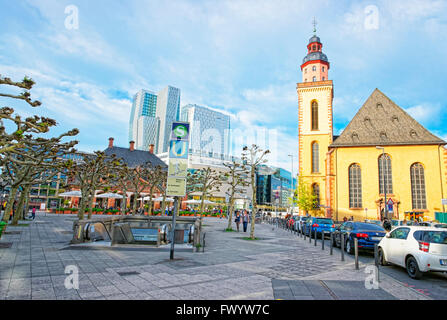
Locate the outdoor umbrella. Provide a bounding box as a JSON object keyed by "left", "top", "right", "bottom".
{"left": 185, "top": 199, "right": 201, "bottom": 204}
{"left": 152, "top": 197, "right": 174, "bottom": 202}
{"left": 95, "top": 193, "right": 125, "bottom": 199}
{"left": 58, "top": 190, "right": 82, "bottom": 197}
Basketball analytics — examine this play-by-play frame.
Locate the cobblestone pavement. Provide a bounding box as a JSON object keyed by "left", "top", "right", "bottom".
{"left": 0, "top": 213, "right": 439, "bottom": 300}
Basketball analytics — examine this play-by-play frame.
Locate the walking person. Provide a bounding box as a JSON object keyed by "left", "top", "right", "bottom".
{"left": 234, "top": 211, "right": 241, "bottom": 232}
{"left": 31, "top": 207, "right": 36, "bottom": 220}
{"left": 242, "top": 210, "right": 249, "bottom": 232}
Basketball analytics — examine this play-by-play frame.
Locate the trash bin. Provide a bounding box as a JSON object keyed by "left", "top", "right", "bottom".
{"left": 0, "top": 221, "right": 7, "bottom": 238}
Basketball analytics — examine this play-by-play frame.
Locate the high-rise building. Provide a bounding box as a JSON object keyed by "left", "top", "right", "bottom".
{"left": 128, "top": 89, "right": 159, "bottom": 152}
{"left": 180, "top": 104, "right": 230, "bottom": 159}
{"left": 155, "top": 86, "right": 181, "bottom": 154}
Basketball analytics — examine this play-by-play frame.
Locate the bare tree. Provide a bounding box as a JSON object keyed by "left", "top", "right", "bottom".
{"left": 187, "top": 167, "right": 223, "bottom": 215}
{"left": 222, "top": 160, "right": 250, "bottom": 230}
{"left": 242, "top": 144, "right": 270, "bottom": 239}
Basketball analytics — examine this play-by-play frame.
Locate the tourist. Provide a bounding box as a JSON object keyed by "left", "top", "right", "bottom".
{"left": 243, "top": 211, "right": 249, "bottom": 232}
{"left": 234, "top": 211, "right": 241, "bottom": 232}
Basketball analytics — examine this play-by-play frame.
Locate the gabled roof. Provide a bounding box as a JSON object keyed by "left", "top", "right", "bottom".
{"left": 330, "top": 89, "right": 446, "bottom": 148}
{"left": 104, "top": 146, "right": 167, "bottom": 169}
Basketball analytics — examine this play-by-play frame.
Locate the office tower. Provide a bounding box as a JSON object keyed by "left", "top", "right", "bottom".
{"left": 128, "top": 89, "right": 159, "bottom": 151}
{"left": 155, "top": 86, "right": 181, "bottom": 154}
{"left": 180, "top": 104, "right": 230, "bottom": 158}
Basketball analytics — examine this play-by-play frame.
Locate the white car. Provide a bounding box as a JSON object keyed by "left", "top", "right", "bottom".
{"left": 378, "top": 226, "right": 447, "bottom": 279}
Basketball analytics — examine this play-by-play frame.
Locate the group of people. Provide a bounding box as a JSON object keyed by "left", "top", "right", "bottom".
{"left": 234, "top": 210, "right": 251, "bottom": 232}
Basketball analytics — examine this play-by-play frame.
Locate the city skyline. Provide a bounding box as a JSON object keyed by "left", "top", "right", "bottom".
{"left": 1, "top": 0, "right": 447, "bottom": 172}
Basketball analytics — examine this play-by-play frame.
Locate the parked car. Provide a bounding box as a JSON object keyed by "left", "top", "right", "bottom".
{"left": 304, "top": 217, "right": 335, "bottom": 238}
{"left": 364, "top": 219, "right": 383, "bottom": 227}
{"left": 333, "top": 222, "right": 387, "bottom": 254}
{"left": 378, "top": 226, "right": 447, "bottom": 279}
{"left": 296, "top": 216, "right": 310, "bottom": 232}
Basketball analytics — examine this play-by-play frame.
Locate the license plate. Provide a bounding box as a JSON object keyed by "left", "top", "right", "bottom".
{"left": 371, "top": 237, "right": 383, "bottom": 241}
{"left": 440, "top": 259, "right": 447, "bottom": 266}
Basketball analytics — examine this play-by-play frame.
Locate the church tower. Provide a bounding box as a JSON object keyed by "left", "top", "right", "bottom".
{"left": 297, "top": 24, "right": 334, "bottom": 217}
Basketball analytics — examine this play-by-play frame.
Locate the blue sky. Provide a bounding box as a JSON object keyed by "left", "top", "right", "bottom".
{"left": 1, "top": 0, "right": 447, "bottom": 170}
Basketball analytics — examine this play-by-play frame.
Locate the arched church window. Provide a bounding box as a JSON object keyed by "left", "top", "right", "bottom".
{"left": 311, "top": 101, "right": 318, "bottom": 131}
{"left": 349, "top": 164, "right": 362, "bottom": 208}
{"left": 312, "top": 76, "right": 316, "bottom": 82}
{"left": 311, "top": 142, "right": 319, "bottom": 173}
{"left": 378, "top": 154, "right": 393, "bottom": 194}
{"left": 410, "top": 163, "right": 427, "bottom": 209}
{"left": 312, "top": 66, "right": 316, "bottom": 71}
{"left": 312, "top": 183, "right": 320, "bottom": 208}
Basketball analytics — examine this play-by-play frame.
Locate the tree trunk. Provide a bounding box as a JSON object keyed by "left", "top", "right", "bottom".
{"left": 161, "top": 193, "right": 167, "bottom": 216}
{"left": 227, "top": 196, "right": 235, "bottom": 230}
{"left": 132, "top": 192, "right": 138, "bottom": 215}
{"left": 120, "top": 192, "right": 127, "bottom": 216}
{"left": 2, "top": 186, "right": 18, "bottom": 222}
{"left": 22, "top": 190, "right": 30, "bottom": 221}
{"left": 250, "top": 171, "right": 257, "bottom": 239}
{"left": 87, "top": 189, "right": 95, "bottom": 220}
{"left": 12, "top": 186, "right": 29, "bottom": 225}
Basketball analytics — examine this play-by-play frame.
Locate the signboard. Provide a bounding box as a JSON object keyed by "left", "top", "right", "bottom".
{"left": 168, "top": 158, "right": 188, "bottom": 177}
{"left": 40, "top": 203, "right": 46, "bottom": 210}
{"left": 166, "top": 177, "right": 186, "bottom": 197}
{"left": 169, "top": 140, "right": 189, "bottom": 159}
{"left": 166, "top": 122, "right": 190, "bottom": 197}
{"left": 170, "top": 122, "right": 190, "bottom": 141}
{"left": 387, "top": 199, "right": 394, "bottom": 213}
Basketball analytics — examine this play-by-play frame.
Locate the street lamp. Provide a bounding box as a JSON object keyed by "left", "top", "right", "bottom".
{"left": 288, "top": 154, "right": 294, "bottom": 215}
{"left": 376, "top": 146, "right": 387, "bottom": 220}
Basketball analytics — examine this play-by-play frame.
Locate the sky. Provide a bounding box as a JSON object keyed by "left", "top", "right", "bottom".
{"left": 1, "top": 0, "right": 447, "bottom": 171}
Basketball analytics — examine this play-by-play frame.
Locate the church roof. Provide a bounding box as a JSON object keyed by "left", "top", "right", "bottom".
{"left": 104, "top": 146, "right": 167, "bottom": 169}
{"left": 330, "top": 89, "right": 446, "bottom": 148}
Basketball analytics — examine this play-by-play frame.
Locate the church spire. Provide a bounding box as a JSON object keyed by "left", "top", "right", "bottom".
{"left": 312, "top": 17, "right": 317, "bottom": 35}
{"left": 300, "top": 26, "right": 330, "bottom": 83}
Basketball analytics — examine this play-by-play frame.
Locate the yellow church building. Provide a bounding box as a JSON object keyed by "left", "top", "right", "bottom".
{"left": 297, "top": 33, "right": 447, "bottom": 222}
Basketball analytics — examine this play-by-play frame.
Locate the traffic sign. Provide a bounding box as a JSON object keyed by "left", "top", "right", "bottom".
{"left": 170, "top": 122, "right": 190, "bottom": 141}
{"left": 169, "top": 140, "right": 189, "bottom": 159}
{"left": 168, "top": 158, "right": 188, "bottom": 177}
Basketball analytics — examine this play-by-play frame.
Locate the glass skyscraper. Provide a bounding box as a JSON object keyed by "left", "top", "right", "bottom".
{"left": 155, "top": 86, "right": 181, "bottom": 154}
{"left": 180, "top": 104, "right": 230, "bottom": 159}
{"left": 128, "top": 89, "right": 159, "bottom": 152}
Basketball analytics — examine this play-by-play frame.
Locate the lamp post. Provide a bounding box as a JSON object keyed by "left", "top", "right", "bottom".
{"left": 376, "top": 146, "right": 387, "bottom": 220}
{"left": 288, "top": 154, "right": 294, "bottom": 215}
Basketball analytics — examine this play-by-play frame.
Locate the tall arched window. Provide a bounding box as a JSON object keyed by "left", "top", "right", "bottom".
{"left": 312, "top": 183, "right": 320, "bottom": 208}
{"left": 311, "top": 101, "right": 318, "bottom": 131}
{"left": 378, "top": 154, "right": 393, "bottom": 194}
{"left": 349, "top": 164, "right": 362, "bottom": 208}
{"left": 311, "top": 142, "right": 319, "bottom": 173}
{"left": 410, "top": 163, "right": 427, "bottom": 209}
{"left": 312, "top": 76, "right": 317, "bottom": 82}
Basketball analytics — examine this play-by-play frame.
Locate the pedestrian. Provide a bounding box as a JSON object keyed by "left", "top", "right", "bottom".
{"left": 32, "top": 207, "right": 36, "bottom": 220}
{"left": 343, "top": 217, "right": 347, "bottom": 222}
{"left": 242, "top": 210, "right": 249, "bottom": 232}
{"left": 383, "top": 218, "right": 391, "bottom": 232}
{"left": 234, "top": 211, "right": 241, "bottom": 232}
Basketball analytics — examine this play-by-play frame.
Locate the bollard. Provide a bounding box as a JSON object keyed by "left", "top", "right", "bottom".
{"left": 303, "top": 224, "right": 306, "bottom": 240}
{"left": 341, "top": 233, "right": 345, "bottom": 261}
{"left": 309, "top": 227, "right": 312, "bottom": 243}
{"left": 354, "top": 238, "right": 359, "bottom": 270}
{"left": 330, "top": 232, "right": 333, "bottom": 255}
{"left": 374, "top": 244, "right": 381, "bottom": 283}
{"left": 322, "top": 231, "right": 325, "bottom": 250}
{"left": 314, "top": 229, "right": 317, "bottom": 246}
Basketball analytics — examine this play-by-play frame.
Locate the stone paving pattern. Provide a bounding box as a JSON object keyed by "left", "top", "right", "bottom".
{"left": 0, "top": 213, "right": 432, "bottom": 300}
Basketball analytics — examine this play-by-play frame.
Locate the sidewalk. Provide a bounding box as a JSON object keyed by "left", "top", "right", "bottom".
{"left": 0, "top": 214, "right": 432, "bottom": 300}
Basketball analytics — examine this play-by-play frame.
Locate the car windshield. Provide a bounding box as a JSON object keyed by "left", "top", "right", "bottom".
{"left": 435, "top": 224, "right": 447, "bottom": 229}
{"left": 426, "top": 231, "right": 447, "bottom": 244}
{"left": 354, "top": 223, "right": 385, "bottom": 231}
{"left": 391, "top": 220, "right": 400, "bottom": 226}
{"left": 315, "top": 218, "right": 333, "bottom": 225}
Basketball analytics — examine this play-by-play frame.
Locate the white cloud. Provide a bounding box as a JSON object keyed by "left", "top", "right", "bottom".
{"left": 405, "top": 103, "right": 443, "bottom": 127}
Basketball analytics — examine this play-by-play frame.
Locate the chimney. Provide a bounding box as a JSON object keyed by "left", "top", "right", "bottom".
{"left": 129, "top": 141, "right": 135, "bottom": 151}
{"left": 149, "top": 144, "right": 154, "bottom": 154}
{"left": 108, "top": 137, "right": 114, "bottom": 148}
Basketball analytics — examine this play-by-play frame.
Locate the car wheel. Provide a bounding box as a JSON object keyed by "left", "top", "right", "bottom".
{"left": 378, "top": 248, "right": 388, "bottom": 266}
{"left": 346, "top": 239, "right": 353, "bottom": 254}
{"left": 406, "top": 256, "right": 423, "bottom": 280}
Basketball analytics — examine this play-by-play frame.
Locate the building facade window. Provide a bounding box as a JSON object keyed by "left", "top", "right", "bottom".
{"left": 312, "top": 183, "right": 320, "bottom": 208}
{"left": 312, "top": 76, "right": 316, "bottom": 82}
{"left": 349, "top": 164, "right": 362, "bottom": 208}
{"left": 312, "top": 66, "right": 316, "bottom": 71}
{"left": 311, "top": 101, "right": 318, "bottom": 130}
{"left": 311, "top": 142, "right": 319, "bottom": 173}
{"left": 410, "top": 163, "right": 427, "bottom": 209}
{"left": 322, "top": 66, "right": 325, "bottom": 72}
{"left": 378, "top": 153, "right": 393, "bottom": 194}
